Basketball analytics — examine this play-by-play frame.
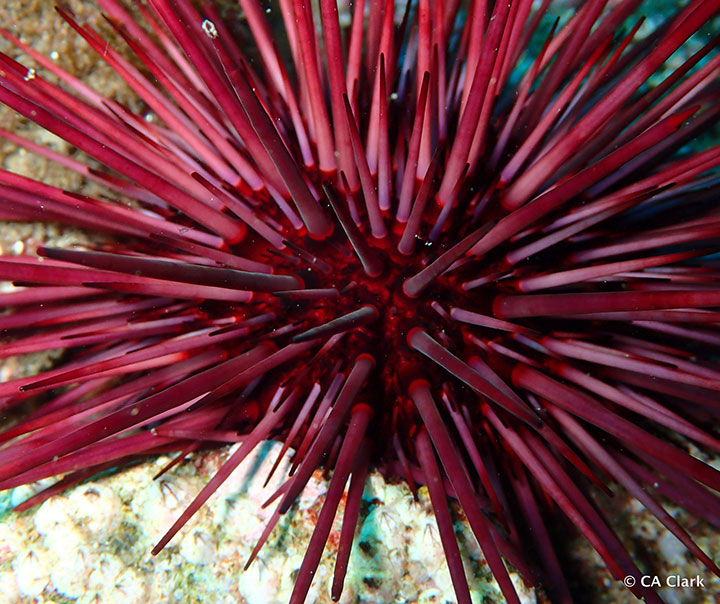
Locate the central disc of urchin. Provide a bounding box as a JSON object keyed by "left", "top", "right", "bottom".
{"left": 285, "top": 226, "right": 425, "bottom": 351}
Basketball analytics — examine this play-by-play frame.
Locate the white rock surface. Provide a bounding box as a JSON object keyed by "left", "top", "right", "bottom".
{"left": 0, "top": 441, "right": 538, "bottom": 604}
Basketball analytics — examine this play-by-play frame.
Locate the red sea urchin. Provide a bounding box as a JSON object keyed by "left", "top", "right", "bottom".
{"left": 1, "top": 0, "right": 720, "bottom": 602}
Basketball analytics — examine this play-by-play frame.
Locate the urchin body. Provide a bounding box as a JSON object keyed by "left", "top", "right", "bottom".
{"left": 1, "top": 1, "right": 720, "bottom": 604}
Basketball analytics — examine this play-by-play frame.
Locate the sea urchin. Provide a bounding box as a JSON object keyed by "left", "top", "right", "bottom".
{"left": 1, "top": 0, "right": 720, "bottom": 602}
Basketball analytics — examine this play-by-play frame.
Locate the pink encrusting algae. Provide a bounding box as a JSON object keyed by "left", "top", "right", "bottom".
{"left": 1, "top": 0, "right": 720, "bottom": 602}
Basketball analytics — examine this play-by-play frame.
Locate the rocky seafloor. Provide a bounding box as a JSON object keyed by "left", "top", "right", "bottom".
{"left": 0, "top": 442, "right": 537, "bottom": 604}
